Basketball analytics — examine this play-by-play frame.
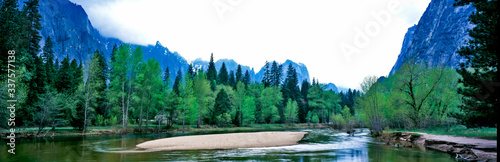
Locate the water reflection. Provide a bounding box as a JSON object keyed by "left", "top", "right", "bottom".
{"left": 1, "top": 128, "right": 455, "bottom": 161}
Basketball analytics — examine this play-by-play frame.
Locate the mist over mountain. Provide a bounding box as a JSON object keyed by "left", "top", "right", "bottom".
{"left": 389, "top": 0, "right": 475, "bottom": 75}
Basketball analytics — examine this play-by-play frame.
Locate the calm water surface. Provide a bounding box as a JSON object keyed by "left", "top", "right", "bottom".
{"left": 1, "top": 128, "right": 456, "bottom": 161}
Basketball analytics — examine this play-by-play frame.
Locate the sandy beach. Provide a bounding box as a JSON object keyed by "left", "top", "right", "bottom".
{"left": 136, "top": 131, "right": 308, "bottom": 151}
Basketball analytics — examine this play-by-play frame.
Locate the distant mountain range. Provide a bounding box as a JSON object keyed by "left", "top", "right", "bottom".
{"left": 26, "top": 0, "right": 472, "bottom": 92}
{"left": 27, "top": 0, "right": 313, "bottom": 85}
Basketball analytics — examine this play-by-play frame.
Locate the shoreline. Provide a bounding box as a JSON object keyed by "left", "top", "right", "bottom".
{"left": 376, "top": 132, "right": 497, "bottom": 161}
{"left": 136, "top": 131, "right": 309, "bottom": 150}
{"left": 0, "top": 124, "right": 330, "bottom": 139}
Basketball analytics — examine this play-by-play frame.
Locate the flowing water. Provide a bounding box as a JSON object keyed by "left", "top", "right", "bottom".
{"left": 1, "top": 128, "right": 456, "bottom": 161}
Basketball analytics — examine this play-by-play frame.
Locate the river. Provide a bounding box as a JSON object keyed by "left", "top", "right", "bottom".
{"left": 1, "top": 128, "right": 456, "bottom": 161}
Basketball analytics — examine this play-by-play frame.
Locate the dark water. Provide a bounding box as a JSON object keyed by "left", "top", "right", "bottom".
{"left": 1, "top": 129, "right": 456, "bottom": 161}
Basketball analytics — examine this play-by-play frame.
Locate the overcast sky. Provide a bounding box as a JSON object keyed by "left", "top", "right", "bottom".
{"left": 70, "top": 0, "right": 430, "bottom": 90}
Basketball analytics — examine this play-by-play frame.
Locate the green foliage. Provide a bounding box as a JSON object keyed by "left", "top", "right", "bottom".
{"left": 454, "top": 0, "right": 498, "bottom": 127}
{"left": 216, "top": 113, "right": 232, "bottom": 127}
{"left": 259, "top": 86, "right": 283, "bottom": 123}
{"left": 207, "top": 53, "right": 218, "bottom": 91}
{"left": 284, "top": 99, "right": 299, "bottom": 124}
{"left": 193, "top": 72, "right": 211, "bottom": 127}
{"left": 241, "top": 95, "right": 257, "bottom": 125}
{"left": 95, "top": 115, "right": 104, "bottom": 126}
{"left": 213, "top": 89, "right": 232, "bottom": 125}
{"left": 109, "top": 116, "right": 118, "bottom": 126}
{"left": 218, "top": 62, "right": 229, "bottom": 85}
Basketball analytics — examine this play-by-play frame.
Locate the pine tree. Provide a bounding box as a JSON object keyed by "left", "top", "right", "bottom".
{"left": 207, "top": 53, "right": 217, "bottom": 90}
{"left": 82, "top": 51, "right": 105, "bottom": 133}
{"left": 236, "top": 64, "right": 243, "bottom": 83}
{"left": 262, "top": 61, "right": 271, "bottom": 87}
{"left": 23, "top": 0, "right": 42, "bottom": 59}
{"left": 173, "top": 69, "right": 182, "bottom": 95}
{"left": 213, "top": 89, "right": 232, "bottom": 125}
{"left": 162, "top": 67, "right": 171, "bottom": 92}
{"left": 229, "top": 70, "right": 236, "bottom": 88}
{"left": 42, "top": 36, "right": 55, "bottom": 88}
{"left": 243, "top": 70, "right": 251, "bottom": 86}
{"left": 299, "top": 79, "right": 310, "bottom": 123}
{"left": 218, "top": 62, "right": 229, "bottom": 85}
{"left": 188, "top": 63, "right": 194, "bottom": 80}
{"left": 0, "top": 0, "right": 21, "bottom": 77}
{"left": 454, "top": 0, "right": 498, "bottom": 127}
{"left": 92, "top": 50, "right": 108, "bottom": 117}
{"left": 56, "top": 57, "right": 73, "bottom": 94}
{"left": 70, "top": 59, "right": 81, "bottom": 94}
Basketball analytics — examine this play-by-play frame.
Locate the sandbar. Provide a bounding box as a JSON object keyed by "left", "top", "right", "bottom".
{"left": 136, "top": 131, "right": 308, "bottom": 151}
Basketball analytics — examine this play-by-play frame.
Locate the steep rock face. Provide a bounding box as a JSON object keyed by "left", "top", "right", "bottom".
{"left": 37, "top": 0, "right": 120, "bottom": 61}
{"left": 389, "top": 0, "right": 475, "bottom": 75}
{"left": 32, "top": 0, "right": 188, "bottom": 81}
{"left": 325, "top": 83, "right": 338, "bottom": 93}
{"left": 137, "top": 41, "right": 189, "bottom": 82}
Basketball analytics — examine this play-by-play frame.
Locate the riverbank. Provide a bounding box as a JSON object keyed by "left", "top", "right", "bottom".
{"left": 0, "top": 123, "right": 330, "bottom": 139}
{"left": 376, "top": 132, "right": 497, "bottom": 161}
{"left": 137, "top": 131, "right": 308, "bottom": 150}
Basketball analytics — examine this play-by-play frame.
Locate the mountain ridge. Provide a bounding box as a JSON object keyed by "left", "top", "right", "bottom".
{"left": 389, "top": 0, "right": 475, "bottom": 75}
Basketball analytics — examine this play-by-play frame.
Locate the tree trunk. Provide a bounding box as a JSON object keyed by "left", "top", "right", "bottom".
{"left": 197, "top": 102, "right": 201, "bottom": 128}
{"left": 122, "top": 81, "right": 126, "bottom": 130}
{"left": 146, "top": 101, "right": 150, "bottom": 132}
{"left": 126, "top": 89, "right": 131, "bottom": 129}
{"left": 83, "top": 92, "right": 89, "bottom": 134}
{"left": 139, "top": 93, "right": 144, "bottom": 132}
{"left": 182, "top": 106, "right": 185, "bottom": 133}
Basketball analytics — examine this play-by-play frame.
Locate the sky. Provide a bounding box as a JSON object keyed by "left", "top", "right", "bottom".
{"left": 70, "top": 0, "right": 431, "bottom": 90}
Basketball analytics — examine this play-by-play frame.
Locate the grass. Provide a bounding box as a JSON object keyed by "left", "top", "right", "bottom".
{"left": 394, "top": 125, "right": 497, "bottom": 140}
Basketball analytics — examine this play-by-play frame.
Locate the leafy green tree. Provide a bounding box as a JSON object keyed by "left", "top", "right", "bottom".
{"left": 193, "top": 72, "right": 211, "bottom": 128}
{"left": 241, "top": 95, "right": 256, "bottom": 125}
{"left": 109, "top": 44, "right": 131, "bottom": 130}
{"left": 454, "top": 0, "right": 498, "bottom": 127}
{"left": 259, "top": 86, "right": 282, "bottom": 123}
{"left": 357, "top": 76, "right": 386, "bottom": 134}
{"left": 179, "top": 72, "right": 197, "bottom": 131}
{"left": 144, "top": 59, "right": 163, "bottom": 131}
{"left": 308, "top": 83, "right": 327, "bottom": 123}
{"left": 341, "top": 105, "right": 355, "bottom": 131}
{"left": 284, "top": 99, "right": 298, "bottom": 124}
{"left": 218, "top": 62, "right": 229, "bottom": 85}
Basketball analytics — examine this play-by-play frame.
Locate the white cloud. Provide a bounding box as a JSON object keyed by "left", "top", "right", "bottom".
{"left": 71, "top": 0, "right": 430, "bottom": 89}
